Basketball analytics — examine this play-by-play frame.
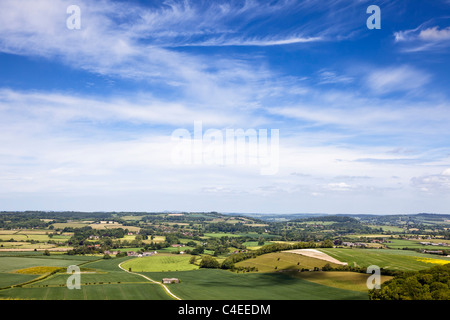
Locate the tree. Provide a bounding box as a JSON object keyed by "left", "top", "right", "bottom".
{"left": 322, "top": 263, "right": 333, "bottom": 271}
{"left": 191, "top": 245, "right": 204, "bottom": 255}
{"left": 199, "top": 255, "right": 220, "bottom": 269}
{"left": 257, "top": 237, "right": 265, "bottom": 246}
{"left": 369, "top": 264, "right": 450, "bottom": 300}
{"left": 321, "top": 240, "right": 334, "bottom": 248}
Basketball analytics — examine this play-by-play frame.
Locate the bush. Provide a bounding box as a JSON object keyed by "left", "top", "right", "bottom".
{"left": 369, "top": 263, "right": 450, "bottom": 300}
{"left": 199, "top": 255, "right": 220, "bottom": 268}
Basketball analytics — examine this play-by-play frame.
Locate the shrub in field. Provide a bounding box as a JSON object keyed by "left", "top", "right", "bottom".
{"left": 199, "top": 255, "right": 220, "bottom": 269}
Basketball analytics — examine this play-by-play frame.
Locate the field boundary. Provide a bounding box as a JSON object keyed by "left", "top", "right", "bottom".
{"left": 118, "top": 261, "right": 182, "bottom": 300}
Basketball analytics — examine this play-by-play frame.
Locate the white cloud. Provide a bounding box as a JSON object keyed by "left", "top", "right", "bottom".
{"left": 183, "top": 36, "right": 323, "bottom": 47}
{"left": 394, "top": 23, "right": 450, "bottom": 52}
{"left": 396, "top": 25, "right": 450, "bottom": 42}
{"left": 326, "top": 182, "right": 353, "bottom": 191}
{"left": 418, "top": 26, "right": 450, "bottom": 41}
{"left": 411, "top": 172, "right": 450, "bottom": 193}
{"left": 366, "top": 66, "right": 430, "bottom": 94}
{"left": 0, "top": 89, "right": 248, "bottom": 128}
{"left": 316, "top": 70, "right": 353, "bottom": 85}
{"left": 1, "top": 0, "right": 449, "bottom": 213}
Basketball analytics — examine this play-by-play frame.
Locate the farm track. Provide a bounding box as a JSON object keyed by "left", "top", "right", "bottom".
{"left": 118, "top": 261, "right": 181, "bottom": 300}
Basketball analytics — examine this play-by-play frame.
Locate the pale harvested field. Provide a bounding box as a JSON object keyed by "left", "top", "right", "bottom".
{"left": 284, "top": 249, "right": 348, "bottom": 266}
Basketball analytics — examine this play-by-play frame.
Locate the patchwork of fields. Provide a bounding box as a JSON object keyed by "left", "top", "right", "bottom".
{"left": 1, "top": 212, "right": 449, "bottom": 301}
{"left": 142, "top": 269, "right": 368, "bottom": 300}
{"left": 1, "top": 247, "right": 449, "bottom": 300}
{"left": 0, "top": 229, "right": 72, "bottom": 251}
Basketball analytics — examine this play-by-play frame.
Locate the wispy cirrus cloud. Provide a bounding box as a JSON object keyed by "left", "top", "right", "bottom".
{"left": 365, "top": 65, "right": 431, "bottom": 94}
{"left": 0, "top": 0, "right": 323, "bottom": 110}
{"left": 394, "top": 18, "right": 450, "bottom": 52}
{"left": 177, "top": 35, "right": 323, "bottom": 47}
{"left": 411, "top": 168, "right": 450, "bottom": 193}
{"left": 1, "top": 0, "right": 449, "bottom": 213}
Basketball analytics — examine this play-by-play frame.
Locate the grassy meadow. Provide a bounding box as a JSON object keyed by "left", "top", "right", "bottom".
{"left": 234, "top": 252, "right": 341, "bottom": 272}
{"left": 385, "top": 239, "right": 450, "bottom": 250}
{"left": 294, "top": 271, "right": 393, "bottom": 292}
{"left": 142, "top": 269, "right": 368, "bottom": 300}
{"left": 3, "top": 248, "right": 447, "bottom": 300}
{"left": 0, "top": 255, "right": 171, "bottom": 300}
{"left": 319, "top": 248, "right": 450, "bottom": 271}
{"left": 121, "top": 254, "right": 199, "bottom": 272}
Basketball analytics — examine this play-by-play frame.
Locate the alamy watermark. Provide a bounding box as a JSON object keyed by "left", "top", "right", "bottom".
{"left": 171, "top": 121, "right": 279, "bottom": 175}
{"left": 366, "top": 5, "right": 381, "bottom": 30}
{"left": 66, "top": 265, "right": 81, "bottom": 290}
{"left": 67, "top": 5, "right": 81, "bottom": 30}
{"left": 366, "top": 265, "right": 381, "bottom": 290}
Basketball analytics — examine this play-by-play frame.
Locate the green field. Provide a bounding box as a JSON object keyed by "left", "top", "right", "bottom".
{"left": 294, "top": 271, "right": 393, "bottom": 292}
{"left": 235, "top": 252, "right": 341, "bottom": 273}
{"left": 52, "top": 222, "right": 90, "bottom": 229}
{"left": 157, "top": 246, "right": 195, "bottom": 253}
{"left": 0, "top": 256, "right": 89, "bottom": 273}
{"left": 385, "top": 239, "right": 450, "bottom": 250}
{"left": 4, "top": 249, "right": 443, "bottom": 300}
{"left": 0, "top": 234, "right": 51, "bottom": 242}
{"left": 368, "top": 225, "right": 405, "bottom": 232}
{"left": 204, "top": 232, "right": 275, "bottom": 239}
{"left": 0, "top": 273, "right": 38, "bottom": 288}
{"left": 0, "top": 242, "right": 56, "bottom": 250}
{"left": 142, "top": 269, "right": 368, "bottom": 300}
{"left": 242, "top": 241, "right": 274, "bottom": 249}
{"left": 0, "top": 253, "right": 100, "bottom": 294}
{"left": 121, "top": 254, "right": 199, "bottom": 272}
{"left": 319, "top": 248, "right": 450, "bottom": 271}
{"left": 204, "top": 233, "right": 243, "bottom": 238}
{"left": 0, "top": 256, "right": 172, "bottom": 300}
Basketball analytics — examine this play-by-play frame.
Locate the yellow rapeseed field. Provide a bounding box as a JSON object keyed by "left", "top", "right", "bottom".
{"left": 416, "top": 258, "right": 450, "bottom": 266}
{"left": 14, "top": 266, "right": 64, "bottom": 274}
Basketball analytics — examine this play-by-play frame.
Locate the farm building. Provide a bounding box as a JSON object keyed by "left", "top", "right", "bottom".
{"left": 104, "top": 250, "right": 119, "bottom": 255}
{"left": 422, "top": 250, "right": 444, "bottom": 255}
{"left": 162, "top": 278, "right": 179, "bottom": 284}
{"left": 142, "top": 251, "right": 157, "bottom": 257}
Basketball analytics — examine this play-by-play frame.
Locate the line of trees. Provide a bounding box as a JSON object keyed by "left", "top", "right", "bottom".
{"left": 220, "top": 240, "right": 334, "bottom": 270}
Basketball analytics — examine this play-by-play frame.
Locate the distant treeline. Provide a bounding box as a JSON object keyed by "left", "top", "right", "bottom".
{"left": 203, "top": 222, "right": 265, "bottom": 234}
{"left": 0, "top": 211, "right": 114, "bottom": 229}
{"left": 293, "top": 215, "right": 359, "bottom": 223}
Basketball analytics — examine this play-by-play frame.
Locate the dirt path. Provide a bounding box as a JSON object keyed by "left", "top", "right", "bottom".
{"left": 118, "top": 261, "right": 182, "bottom": 300}
{"left": 284, "top": 249, "right": 348, "bottom": 266}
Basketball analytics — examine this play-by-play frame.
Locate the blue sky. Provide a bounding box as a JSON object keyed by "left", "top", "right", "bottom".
{"left": 0, "top": 0, "right": 450, "bottom": 214}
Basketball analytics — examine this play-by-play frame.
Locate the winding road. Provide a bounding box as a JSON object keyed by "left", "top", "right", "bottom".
{"left": 118, "top": 261, "right": 182, "bottom": 300}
